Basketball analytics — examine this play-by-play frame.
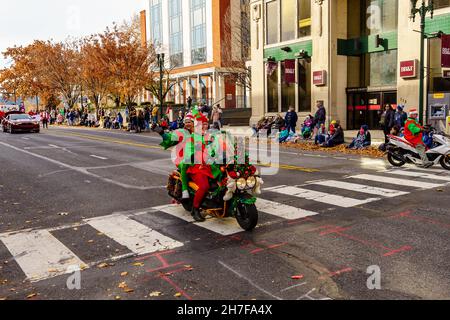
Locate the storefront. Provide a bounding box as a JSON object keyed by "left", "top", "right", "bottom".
{"left": 347, "top": 87, "right": 397, "bottom": 130}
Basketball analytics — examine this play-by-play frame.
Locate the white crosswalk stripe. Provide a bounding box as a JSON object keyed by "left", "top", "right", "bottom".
{"left": 383, "top": 170, "right": 450, "bottom": 182}
{"left": 349, "top": 174, "right": 442, "bottom": 189}
{"left": 309, "top": 180, "right": 409, "bottom": 198}
{"left": 86, "top": 214, "right": 183, "bottom": 254}
{"left": 256, "top": 198, "right": 319, "bottom": 220}
{"left": 0, "top": 230, "right": 86, "bottom": 282}
{"left": 265, "top": 185, "right": 380, "bottom": 208}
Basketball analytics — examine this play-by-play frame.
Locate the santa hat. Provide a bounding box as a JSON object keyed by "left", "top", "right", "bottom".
{"left": 409, "top": 108, "right": 419, "bottom": 117}
{"left": 184, "top": 113, "right": 195, "bottom": 123}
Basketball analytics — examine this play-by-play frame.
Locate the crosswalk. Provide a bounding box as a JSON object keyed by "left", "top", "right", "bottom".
{"left": 1, "top": 167, "right": 449, "bottom": 283}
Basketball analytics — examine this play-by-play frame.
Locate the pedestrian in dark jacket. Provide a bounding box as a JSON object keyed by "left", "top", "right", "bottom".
{"left": 285, "top": 106, "right": 298, "bottom": 134}
{"left": 394, "top": 105, "right": 407, "bottom": 129}
{"left": 313, "top": 101, "right": 326, "bottom": 137}
{"left": 382, "top": 104, "right": 395, "bottom": 143}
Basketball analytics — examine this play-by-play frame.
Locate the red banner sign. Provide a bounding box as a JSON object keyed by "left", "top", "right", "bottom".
{"left": 313, "top": 70, "right": 326, "bottom": 86}
{"left": 400, "top": 60, "right": 417, "bottom": 78}
{"left": 284, "top": 60, "right": 296, "bottom": 84}
{"left": 442, "top": 35, "right": 450, "bottom": 68}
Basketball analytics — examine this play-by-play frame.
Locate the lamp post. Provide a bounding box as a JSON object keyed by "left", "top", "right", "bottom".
{"left": 410, "top": 0, "right": 434, "bottom": 124}
{"left": 156, "top": 52, "right": 165, "bottom": 114}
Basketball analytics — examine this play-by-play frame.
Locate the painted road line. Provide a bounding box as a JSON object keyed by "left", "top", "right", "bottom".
{"left": 349, "top": 174, "right": 442, "bottom": 189}
{"left": 86, "top": 214, "right": 183, "bottom": 255}
{"left": 154, "top": 204, "right": 243, "bottom": 236}
{"left": 90, "top": 155, "right": 108, "bottom": 160}
{"left": 256, "top": 198, "right": 319, "bottom": 220}
{"left": 265, "top": 186, "right": 380, "bottom": 208}
{"left": 0, "top": 230, "right": 87, "bottom": 282}
{"left": 310, "top": 180, "right": 409, "bottom": 198}
{"left": 384, "top": 170, "right": 450, "bottom": 182}
{"left": 404, "top": 166, "right": 448, "bottom": 174}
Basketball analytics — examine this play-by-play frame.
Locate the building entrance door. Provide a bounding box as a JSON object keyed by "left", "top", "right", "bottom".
{"left": 347, "top": 90, "right": 397, "bottom": 130}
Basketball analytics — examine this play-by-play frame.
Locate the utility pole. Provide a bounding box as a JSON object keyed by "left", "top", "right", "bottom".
{"left": 410, "top": 0, "right": 434, "bottom": 124}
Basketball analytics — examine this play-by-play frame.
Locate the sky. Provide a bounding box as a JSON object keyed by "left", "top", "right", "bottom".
{"left": 0, "top": 0, "right": 148, "bottom": 68}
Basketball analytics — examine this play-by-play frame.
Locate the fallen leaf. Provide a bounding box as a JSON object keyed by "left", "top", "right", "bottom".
{"left": 184, "top": 265, "right": 192, "bottom": 268}
{"left": 174, "top": 293, "right": 182, "bottom": 298}
{"left": 437, "top": 189, "right": 444, "bottom": 192}
{"left": 133, "top": 262, "right": 144, "bottom": 267}
{"left": 115, "top": 296, "right": 121, "bottom": 300}
{"left": 118, "top": 282, "right": 127, "bottom": 289}
{"left": 73, "top": 228, "right": 78, "bottom": 231}
{"left": 26, "top": 293, "right": 38, "bottom": 299}
{"left": 120, "top": 272, "right": 128, "bottom": 277}
{"left": 80, "top": 264, "right": 88, "bottom": 270}
{"left": 97, "top": 263, "right": 109, "bottom": 269}
{"left": 149, "top": 291, "right": 162, "bottom": 297}
{"left": 291, "top": 275, "right": 304, "bottom": 280}
{"left": 124, "top": 288, "right": 134, "bottom": 293}
{"left": 97, "top": 233, "right": 104, "bottom": 236}
{"left": 87, "top": 240, "right": 94, "bottom": 244}
{"left": 48, "top": 269, "right": 59, "bottom": 273}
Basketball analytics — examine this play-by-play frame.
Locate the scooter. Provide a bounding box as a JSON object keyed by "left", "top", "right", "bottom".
{"left": 386, "top": 127, "right": 450, "bottom": 170}
{"left": 167, "top": 163, "right": 263, "bottom": 231}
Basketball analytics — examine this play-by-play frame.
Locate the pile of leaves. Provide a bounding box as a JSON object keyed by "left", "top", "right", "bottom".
{"left": 283, "top": 142, "right": 385, "bottom": 158}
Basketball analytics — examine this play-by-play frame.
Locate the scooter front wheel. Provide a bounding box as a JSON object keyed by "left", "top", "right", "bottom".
{"left": 440, "top": 154, "right": 450, "bottom": 170}
{"left": 236, "top": 203, "right": 258, "bottom": 231}
{"left": 387, "top": 152, "right": 406, "bottom": 167}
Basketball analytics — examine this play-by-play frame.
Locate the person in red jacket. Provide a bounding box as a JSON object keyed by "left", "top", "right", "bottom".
{"left": 404, "top": 109, "right": 433, "bottom": 168}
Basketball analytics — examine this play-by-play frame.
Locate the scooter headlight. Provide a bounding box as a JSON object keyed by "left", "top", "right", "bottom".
{"left": 236, "top": 178, "right": 247, "bottom": 190}
{"left": 246, "top": 176, "right": 257, "bottom": 189}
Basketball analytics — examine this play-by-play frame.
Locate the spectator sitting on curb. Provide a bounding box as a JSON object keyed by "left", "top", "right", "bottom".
{"left": 347, "top": 125, "right": 371, "bottom": 149}
{"left": 322, "top": 120, "right": 344, "bottom": 148}
{"left": 315, "top": 121, "right": 335, "bottom": 145}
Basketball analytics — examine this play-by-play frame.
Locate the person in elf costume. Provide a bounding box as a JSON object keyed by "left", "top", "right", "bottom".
{"left": 156, "top": 108, "right": 222, "bottom": 222}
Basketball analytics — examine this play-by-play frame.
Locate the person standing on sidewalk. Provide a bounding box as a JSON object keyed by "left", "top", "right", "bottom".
{"left": 382, "top": 104, "right": 395, "bottom": 143}
{"left": 285, "top": 106, "right": 298, "bottom": 134}
{"left": 211, "top": 104, "right": 223, "bottom": 130}
{"left": 313, "top": 101, "right": 326, "bottom": 138}
{"left": 144, "top": 107, "right": 151, "bottom": 131}
{"left": 152, "top": 105, "right": 159, "bottom": 125}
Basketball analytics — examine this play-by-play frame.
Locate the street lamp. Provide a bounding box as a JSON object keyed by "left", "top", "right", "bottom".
{"left": 156, "top": 52, "right": 165, "bottom": 114}
{"left": 410, "top": 0, "right": 434, "bottom": 124}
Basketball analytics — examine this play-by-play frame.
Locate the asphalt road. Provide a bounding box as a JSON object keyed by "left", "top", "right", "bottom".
{"left": 1, "top": 126, "right": 450, "bottom": 300}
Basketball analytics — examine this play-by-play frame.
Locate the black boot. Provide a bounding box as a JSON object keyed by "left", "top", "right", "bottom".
{"left": 192, "top": 208, "right": 205, "bottom": 222}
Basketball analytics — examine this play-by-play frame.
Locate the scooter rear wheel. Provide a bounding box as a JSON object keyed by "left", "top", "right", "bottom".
{"left": 440, "top": 155, "right": 450, "bottom": 170}
{"left": 387, "top": 152, "right": 406, "bottom": 167}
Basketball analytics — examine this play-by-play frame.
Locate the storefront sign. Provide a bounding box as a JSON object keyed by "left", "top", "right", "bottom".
{"left": 400, "top": 60, "right": 417, "bottom": 78}
{"left": 284, "top": 60, "right": 296, "bottom": 84}
{"left": 313, "top": 70, "right": 327, "bottom": 86}
{"left": 442, "top": 35, "right": 450, "bottom": 68}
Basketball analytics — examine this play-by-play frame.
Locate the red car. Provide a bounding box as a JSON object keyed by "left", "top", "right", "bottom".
{"left": 2, "top": 112, "right": 40, "bottom": 134}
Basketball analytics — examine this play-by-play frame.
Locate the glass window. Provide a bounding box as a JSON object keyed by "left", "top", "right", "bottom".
{"left": 266, "top": 1, "right": 279, "bottom": 45}
{"left": 298, "top": 59, "right": 311, "bottom": 112}
{"left": 281, "top": 0, "right": 296, "bottom": 42}
{"left": 150, "top": 0, "right": 162, "bottom": 46}
{"left": 365, "top": 0, "right": 398, "bottom": 35}
{"left": 169, "top": 0, "right": 183, "bottom": 68}
{"left": 298, "top": 0, "right": 311, "bottom": 37}
{"left": 281, "top": 61, "right": 296, "bottom": 112}
{"left": 191, "top": 0, "right": 207, "bottom": 64}
{"left": 369, "top": 49, "right": 397, "bottom": 87}
{"left": 267, "top": 62, "right": 279, "bottom": 112}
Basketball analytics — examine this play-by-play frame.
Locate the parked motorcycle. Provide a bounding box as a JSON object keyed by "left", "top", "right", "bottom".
{"left": 386, "top": 126, "right": 450, "bottom": 170}
{"left": 167, "top": 163, "right": 262, "bottom": 231}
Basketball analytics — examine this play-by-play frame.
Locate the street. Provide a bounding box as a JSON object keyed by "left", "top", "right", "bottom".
{"left": 1, "top": 127, "right": 450, "bottom": 300}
